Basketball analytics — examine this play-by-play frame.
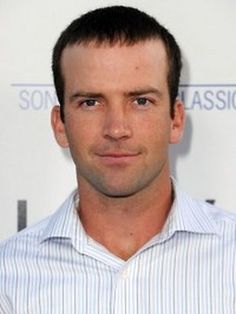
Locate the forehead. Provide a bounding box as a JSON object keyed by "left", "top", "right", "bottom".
{"left": 62, "top": 38, "right": 167, "bottom": 68}
{"left": 61, "top": 39, "right": 169, "bottom": 92}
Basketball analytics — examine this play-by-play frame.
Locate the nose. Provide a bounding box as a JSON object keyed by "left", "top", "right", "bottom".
{"left": 102, "top": 106, "right": 132, "bottom": 141}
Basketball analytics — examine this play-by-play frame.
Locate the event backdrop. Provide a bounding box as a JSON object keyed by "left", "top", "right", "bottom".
{"left": 1, "top": 0, "right": 236, "bottom": 241}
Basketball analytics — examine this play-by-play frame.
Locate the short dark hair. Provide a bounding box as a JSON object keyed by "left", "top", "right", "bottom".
{"left": 52, "top": 6, "right": 182, "bottom": 122}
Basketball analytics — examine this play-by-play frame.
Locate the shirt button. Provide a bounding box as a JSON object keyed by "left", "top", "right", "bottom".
{"left": 122, "top": 268, "right": 129, "bottom": 279}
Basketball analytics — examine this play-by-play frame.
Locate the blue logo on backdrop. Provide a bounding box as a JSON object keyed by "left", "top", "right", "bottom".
{"left": 12, "top": 83, "right": 236, "bottom": 111}
{"left": 12, "top": 83, "right": 57, "bottom": 110}
{"left": 179, "top": 84, "right": 236, "bottom": 110}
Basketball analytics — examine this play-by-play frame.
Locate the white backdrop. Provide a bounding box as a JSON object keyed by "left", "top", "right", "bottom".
{"left": 1, "top": 0, "right": 236, "bottom": 241}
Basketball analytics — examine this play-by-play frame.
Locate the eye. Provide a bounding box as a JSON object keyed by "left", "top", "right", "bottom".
{"left": 80, "top": 99, "right": 97, "bottom": 107}
{"left": 135, "top": 97, "right": 149, "bottom": 106}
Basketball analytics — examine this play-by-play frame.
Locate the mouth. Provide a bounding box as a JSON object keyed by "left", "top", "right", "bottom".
{"left": 96, "top": 152, "right": 140, "bottom": 166}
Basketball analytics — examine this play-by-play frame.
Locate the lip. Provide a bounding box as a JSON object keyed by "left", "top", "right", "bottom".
{"left": 96, "top": 152, "right": 140, "bottom": 165}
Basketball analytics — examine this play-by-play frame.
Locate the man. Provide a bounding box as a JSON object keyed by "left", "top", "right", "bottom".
{"left": 0, "top": 6, "right": 235, "bottom": 314}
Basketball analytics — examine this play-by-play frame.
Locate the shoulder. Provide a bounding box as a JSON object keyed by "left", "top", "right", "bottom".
{"left": 0, "top": 190, "right": 77, "bottom": 258}
{"left": 0, "top": 215, "right": 52, "bottom": 296}
{"left": 0, "top": 190, "right": 77, "bottom": 272}
{"left": 173, "top": 180, "right": 236, "bottom": 239}
{"left": 188, "top": 192, "right": 236, "bottom": 235}
{"left": 0, "top": 214, "right": 51, "bottom": 259}
{"left": 195, "top": 196, "right": 236, "bottom": 223}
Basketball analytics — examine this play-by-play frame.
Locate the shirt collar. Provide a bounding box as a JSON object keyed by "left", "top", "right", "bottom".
{"left": 39, "top": 181, "right": 221, "bottom": 250}
{"left": 159, "top": 181, "right": 221, "bottom": 240}
{"left": 39, "top": 190, "right": 88, "bottom": 252}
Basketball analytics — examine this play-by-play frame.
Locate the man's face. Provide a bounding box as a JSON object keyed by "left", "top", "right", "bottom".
{"left": 52, "top": 39, "right": 184, "bottom": 197}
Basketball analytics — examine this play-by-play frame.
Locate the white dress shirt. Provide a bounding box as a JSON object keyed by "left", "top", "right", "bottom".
{"left": 0, "top": 184, "right": 236, "bottom": 313}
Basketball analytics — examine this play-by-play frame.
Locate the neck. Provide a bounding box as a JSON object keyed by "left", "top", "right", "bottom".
{"left": 77, "top": 169, "right": 173, "bottom": 260}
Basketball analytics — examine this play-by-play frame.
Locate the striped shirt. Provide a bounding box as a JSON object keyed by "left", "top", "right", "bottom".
{"left": 0, "top": 185, "right": 236, "bottom": 314}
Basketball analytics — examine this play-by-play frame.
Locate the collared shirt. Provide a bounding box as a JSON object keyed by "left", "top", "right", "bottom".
{"left": 0, "top": 186, "right": 236, "bottom": 314}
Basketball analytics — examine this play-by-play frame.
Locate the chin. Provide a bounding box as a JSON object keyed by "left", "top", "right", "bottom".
{"left": 94, "top": 181, "right": 145, "bottom": 199}
{"left": 102, "top": 190, "right": 137, "bottom": 199}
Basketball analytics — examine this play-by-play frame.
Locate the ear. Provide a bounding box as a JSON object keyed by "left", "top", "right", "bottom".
{"left": 169, "top": 100, "right": 185, "bottom": 144}
{"left": 51, "top": 105, "right": 69, "bottom": 148}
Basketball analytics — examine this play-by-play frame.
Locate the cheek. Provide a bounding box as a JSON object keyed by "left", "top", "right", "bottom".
{"left": 135, "top": 113, "right": 171, "bottom": 142}
{"left": 65, "top": 118, "right": 101, "bottom": 155}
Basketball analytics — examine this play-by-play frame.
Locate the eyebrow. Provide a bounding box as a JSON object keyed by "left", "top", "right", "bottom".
{"left": 69, "top": 92, "right": 103, "bottom": 102}
{"left": 124, "top": 88, "right": 162, "bottom": 98}
{"left": 69, "top": 87, "right": 162, "bottom": 102}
